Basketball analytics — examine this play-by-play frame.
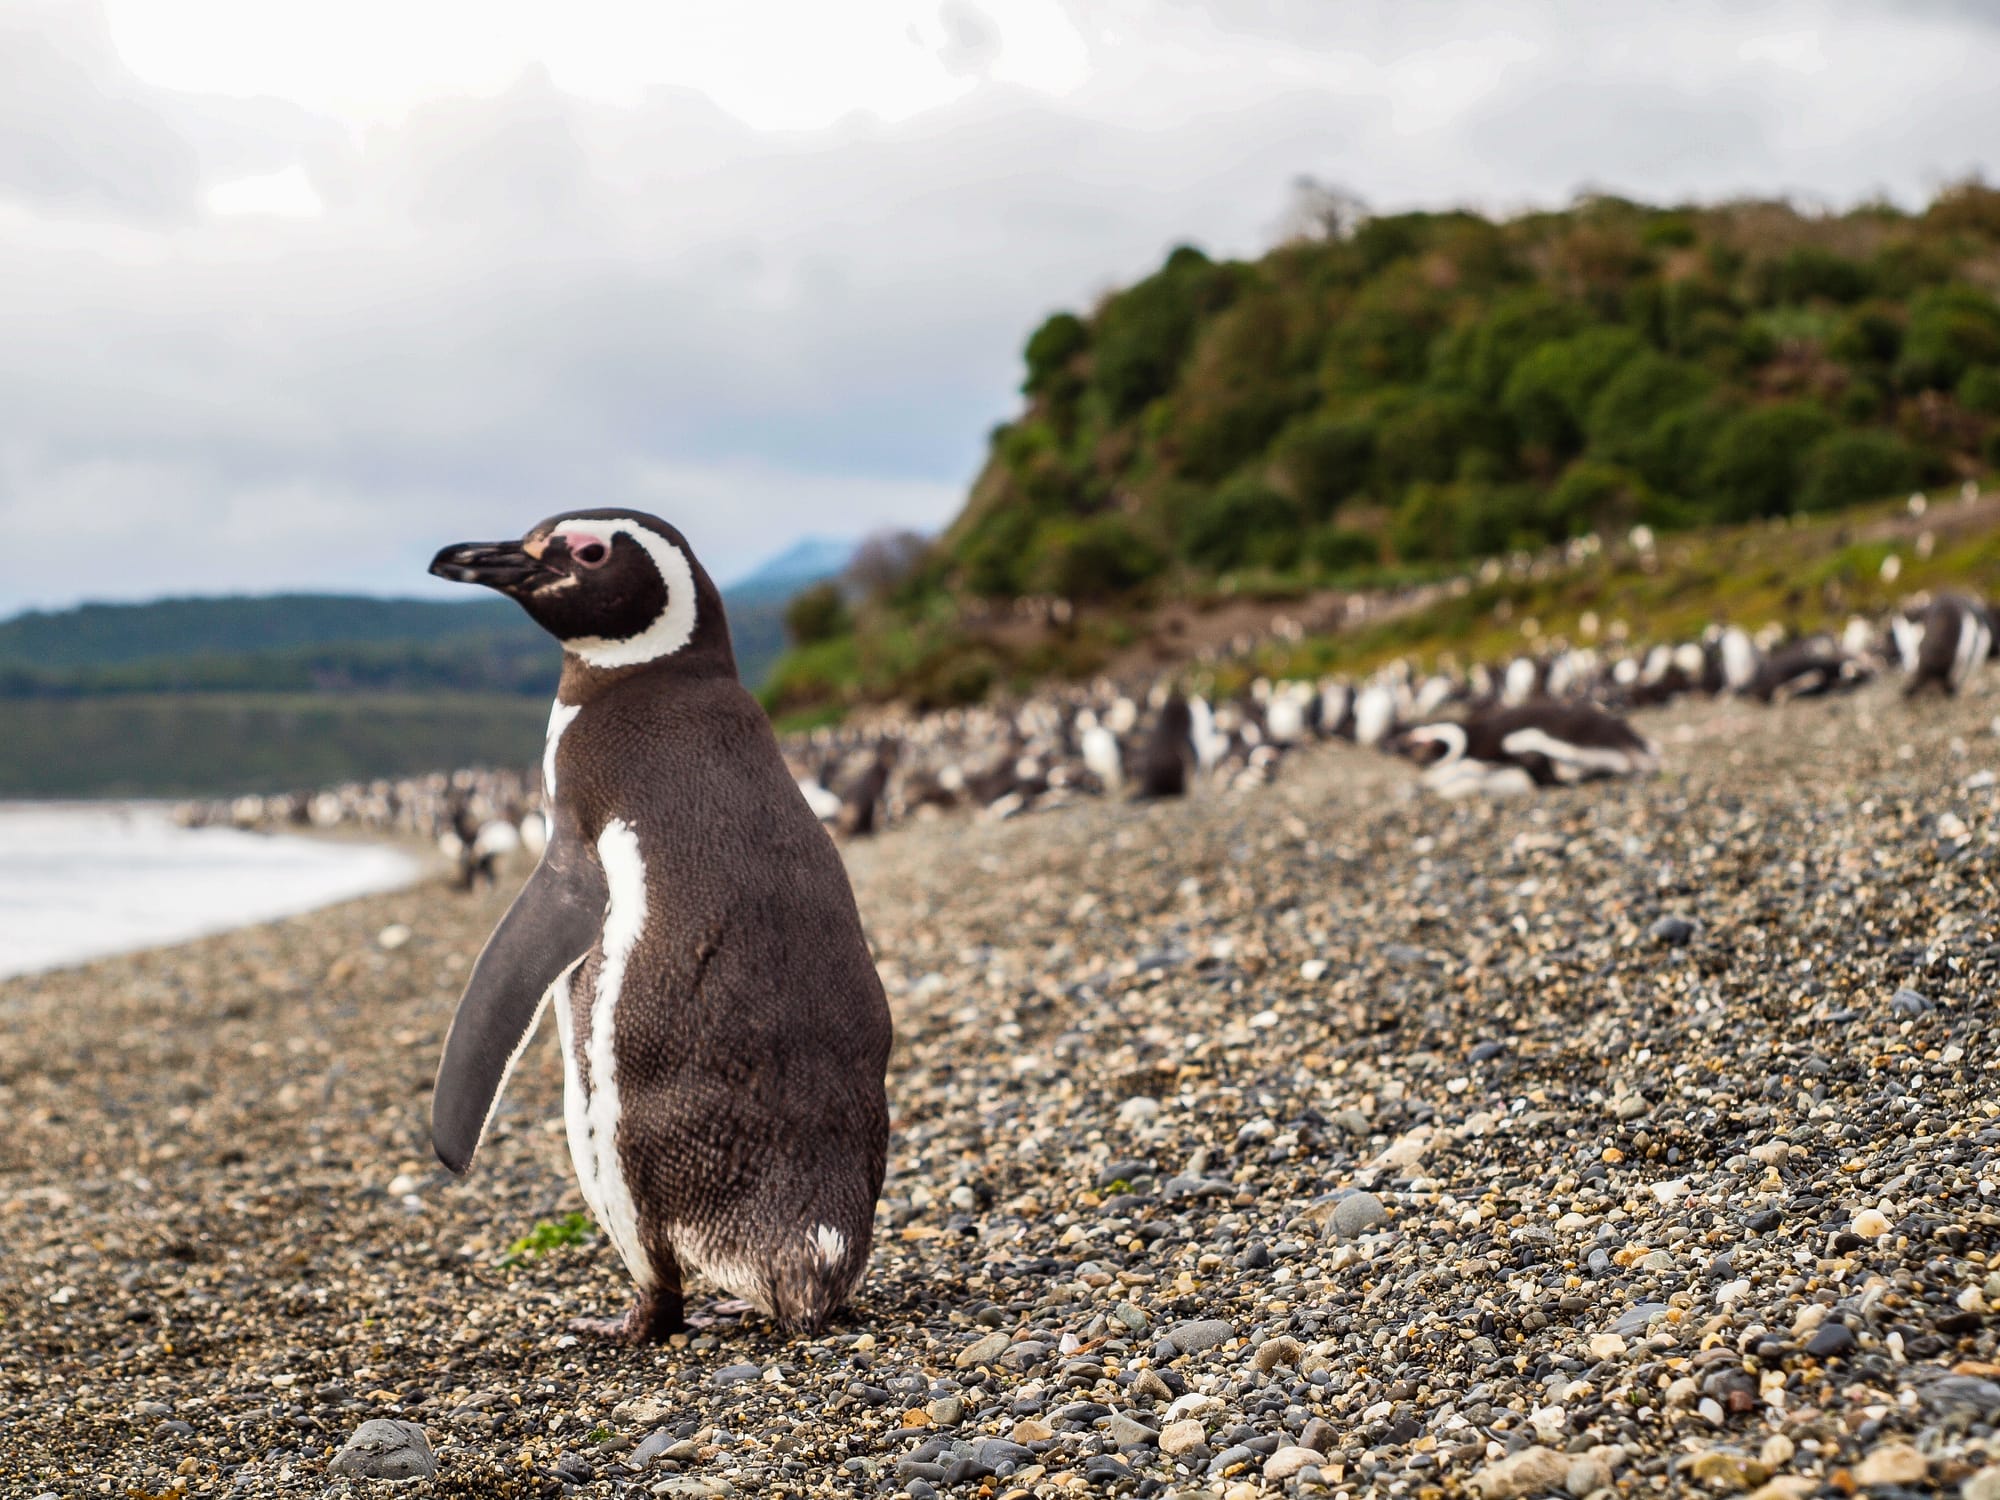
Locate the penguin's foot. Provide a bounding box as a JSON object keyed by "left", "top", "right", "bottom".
{"left": 567, "top": 1287, "right": 685, "bottom": 1344}
{"left": 684, "top": 1297, "right": 756, "bottom": 1329}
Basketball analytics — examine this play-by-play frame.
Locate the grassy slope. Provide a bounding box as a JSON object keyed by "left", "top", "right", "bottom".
{"left": 1239, "top": 492, "right": 2000, "bottom": 689}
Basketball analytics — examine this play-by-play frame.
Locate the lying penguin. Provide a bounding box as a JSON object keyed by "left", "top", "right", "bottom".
{"left": 1392, "top": 701, "right": 1658, "bottom": 798}
{"left": 428, "top": 509, "right": 892, "bottom": 1341}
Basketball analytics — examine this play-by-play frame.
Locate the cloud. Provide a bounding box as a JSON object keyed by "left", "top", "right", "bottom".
{"left": 1, "top": 0, "right": 1999, "bottom": 610}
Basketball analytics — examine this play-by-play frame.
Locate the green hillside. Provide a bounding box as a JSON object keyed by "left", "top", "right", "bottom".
{"left": 0, "top": 694, "right": 550, "bottom": 799}
{"left": 767, "top": 184, "right": 2000, "bottom": 713}
{"left": 0, "top": 594, "right": 536, "bottom": 670}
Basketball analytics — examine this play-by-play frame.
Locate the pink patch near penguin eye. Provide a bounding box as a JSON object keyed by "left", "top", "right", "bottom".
{"left": 561, "top": 533, "right": 611, "bottom": 569}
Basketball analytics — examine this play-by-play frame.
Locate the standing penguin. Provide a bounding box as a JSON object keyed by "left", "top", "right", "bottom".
{"left": 428, "top": 510, "right": 892, "bottom": 1341}
{"left": 1903, "top": 594, "right": 1993, "bottom": 697}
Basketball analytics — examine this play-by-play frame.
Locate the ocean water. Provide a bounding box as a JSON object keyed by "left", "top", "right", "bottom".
{"left": 0, "top": 803, "right": 422, "bottom": 980}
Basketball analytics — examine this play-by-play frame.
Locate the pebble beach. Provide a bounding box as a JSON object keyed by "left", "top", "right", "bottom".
{"left": 5, "top": 683, "right": 2000, "bottom": 1499}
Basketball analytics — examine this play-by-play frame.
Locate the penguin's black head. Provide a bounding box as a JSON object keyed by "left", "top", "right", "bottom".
{"left": 431, "top": 508, "right": 732, "bottom": 674}
{"left": 1389, "top": 724, "right": 1463, "bottom": 768}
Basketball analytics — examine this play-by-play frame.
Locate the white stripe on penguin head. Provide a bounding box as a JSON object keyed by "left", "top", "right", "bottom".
{"left": 549, "top": 518, "right": 699, "bottom": 670}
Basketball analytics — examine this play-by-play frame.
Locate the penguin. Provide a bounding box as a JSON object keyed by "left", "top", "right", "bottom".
{"left": 427, "top": 509, "right": 892, "bottom": 1342}
{"left": 838, "top": 741, "right": 898, "bottom": 838}
{"left": 1904, "top": 594, "right": 1993, "bottom": 697}
{"left": 1138, "top": 694, "right": 1196, "bottom": 798}
{"left": 1391, "top": 702, "right": 1657, "bottom": 792}
{"left": 1745, "top": 638, "right": 1869, "bottom": 703}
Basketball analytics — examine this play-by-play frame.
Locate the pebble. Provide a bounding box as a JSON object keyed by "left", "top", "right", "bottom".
{"left": 1159, "top": 1418, "right": 1207, "bottom": 1457}
{"left": 1854, "top": 1443, "right": 1928, "bottom": 1487}
{"left": 1253, "top": 1336, "right": 1303, "bottom": 1372}
{"left": 1649, "top": 915, "right": 1695, "bottom": 945}
{"left": 1263, "top": 1446, "right": 1321, "bottom": 1480}
{"left": 1964, "top": 1469, "right": 2000, "bottom": 1500}
{"left": 1805, "top": 1322, "right": 1857, "bottom": 1358}
{"left": 1165, "top": 1319, "right": 1236, "bottom": 1354}
{"left": 1330, "top": 1191, "right": 1388, "bottom": 1238}
{"left": 957, "top": 1330, "right": 1012, "bottom": 1368}
{"left": 329, "top": 1419, "right": 436, "bottom": 1481}
{"left": 1471, "top": 1445, "right": 1571, "bottom": 1498}
{"left": 1853, "top": 1207, "right": 1891, "bottom": 1238}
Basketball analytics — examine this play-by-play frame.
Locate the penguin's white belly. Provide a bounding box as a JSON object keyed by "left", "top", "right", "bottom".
{"left": 551, "top": 819, "right": 656, "bottom": 1293}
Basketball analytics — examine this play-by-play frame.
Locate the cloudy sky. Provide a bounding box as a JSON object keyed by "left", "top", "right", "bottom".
{"left": 3, "top": 0, "right": 1997, "bottom": 612}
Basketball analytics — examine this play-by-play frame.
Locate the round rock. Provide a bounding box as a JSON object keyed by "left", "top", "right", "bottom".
{"left": 330, "top": 1419, "right": 437, "bottom": 1481}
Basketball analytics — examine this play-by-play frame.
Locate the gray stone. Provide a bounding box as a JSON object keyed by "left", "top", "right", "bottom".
{"left": 1650, "top": 915, "right": 1696, "bottom": 946}
{"left": 1166, "top": 1319, "right": 1237, "bottom": 1354}
{"left": 330, "top": 1419, "right": 437, "bottom": 1481}
{"left": 1103, "top": 1413, "right": 1159, "bottom": 1448}
{"left": 956, "top": 1330, "right": 1012, "bottom": 1368}
{"left": 1331, "top": 1191, "right": 1389, "bottom": 1238}
{"left": 712, "top": 1362, "right": 762, "bottom": 1387}
{"left": 628, "top": 1430, "right": 675, "bottom": 1469}
{"left": 1612, "top": 1303, "right": 1669, "bottom": 1338}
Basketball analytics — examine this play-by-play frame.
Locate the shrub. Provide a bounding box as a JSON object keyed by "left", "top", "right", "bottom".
{"left": 1173, "top": 386, "right": 1310, "bottom": 482}
{"left": 1798, "top": 430, "right": 1923, "bottom": 512}
{"left": 1027, "top": 516, "right": 1165, "bottom": 599}
{"left": 1585, "top": 353, "right": 1714, "bottom": 461}
{"left": 1309, "top": 527, "right": 1382, "bottom": 574}
{"left": 1700, "top": 401, "right": 1834, "bottom": 519}
{"left": 1271, "top": 414, "right": 1376, "bottom": 519}
{"left": 1542, "top": 461, "right": 1649, "bottom": 536}
{"left": 1182, "top": 479, "right": 1303, "bottom": 571}
{"left": 1959, "top": 366, "right": 2000, "bottom": 415}
{"left": 1630, "top": 402, "right": 1727, "bottom": 497}
{"left": 1828, "top": 301, "right": 1904, "bottom": 367}
{"left": 1091, "top": 253, "right": 1215, "bottom": 417}
{"left": 1501, "top": 328, "right": 1646, "bottom": 455}
{"left": 783, "top": 582, "right": 851, "bottom": 646}
{"left": 1022, "top": 312, "right": 1089, "bottom": 397}
{"left": 959, "top": 505, "right": 1037, "bottom": 596}
{"left": 1432, "top": 290, "right": 1585, "bottom": 399}
{"left": 1374, "top": 391, "right": 1489, "bottom": 488}
{"left": 1754, "top": 248, "right": 1874, "bottom": 306}
{"left": 1391, "top": 480, "right": 1541, "bottom": 561}
{"left": 1896, "top": 284, "right": 2000, "bottom": 391}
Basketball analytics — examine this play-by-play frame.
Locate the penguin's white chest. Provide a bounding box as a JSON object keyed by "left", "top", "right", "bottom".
{"left": 551, "top": 818, "right": 655, "bottom": 1291}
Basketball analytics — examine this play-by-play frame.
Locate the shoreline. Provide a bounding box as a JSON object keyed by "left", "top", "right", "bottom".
{"left": 0, "top": 802, "right": 437, "bottom": 983}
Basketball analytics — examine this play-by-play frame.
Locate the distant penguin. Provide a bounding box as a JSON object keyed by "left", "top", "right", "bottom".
{"left": 1747, "top": 638, "right": 1868, "bottom": 703}
{"left": 428, "top": 509, "right": 892, "bottom": 1341}
{"left": 1905, "top": 594, "right": 1993, "bottom": 697}
{"left": 1352, "top": 683, "right": 1398, "bottom": 748}
{"left": 1080, "top": 717, "right": 1125, "bottom": 794}
{"left": 1138, "top": 695, "right": 1196, "bottom": 798}
{"left": 1715, "top": 626, "right": 1761, "bottom": 695}
{"left": 1393, "top": 702, "right": 1657, "bottom": 792}
{"left": 838, "top": 741, "right": 898, "bottom": 839}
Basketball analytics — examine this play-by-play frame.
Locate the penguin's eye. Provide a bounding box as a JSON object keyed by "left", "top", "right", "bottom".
{"left": 572, "top": 540, "right": 610, "bottom": 569}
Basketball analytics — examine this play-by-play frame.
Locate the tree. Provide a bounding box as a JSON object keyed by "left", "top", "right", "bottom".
{"left": 844, "top": 530, "right": 931, "bottom": 601}
{"left": 784, "top": 583, "right": 851, "bottom": 646}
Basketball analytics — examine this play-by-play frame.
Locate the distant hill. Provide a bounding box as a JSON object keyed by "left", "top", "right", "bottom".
{"left": 0, "top": 594, "right": 535, "bottom": 671}
{"left": 765, "top": 182, "right": 2000, "bottom": 713}
{"left": 728, "top": 536, "right": 857, "bottom": 593}
{"left": 0, "top": 539, "right": 855, "bottom": 796}
{"left": 0, "top": 536, "right": 855, "bottom": 702}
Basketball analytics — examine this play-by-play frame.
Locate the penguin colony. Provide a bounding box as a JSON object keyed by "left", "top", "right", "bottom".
{"left": 184, "top": 587, "right": 1998, "bottom": 845}
{"left": 424, "top": 509, "right": 892, "bottom": 1342}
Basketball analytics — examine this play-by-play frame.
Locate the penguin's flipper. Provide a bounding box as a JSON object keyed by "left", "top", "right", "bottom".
{"left": 432, "top": 844, "right": 607, "bottom": 1175}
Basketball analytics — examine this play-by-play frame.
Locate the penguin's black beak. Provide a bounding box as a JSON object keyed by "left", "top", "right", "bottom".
{"left": 430, "top": 540, "right": 549, "bottom": 594}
